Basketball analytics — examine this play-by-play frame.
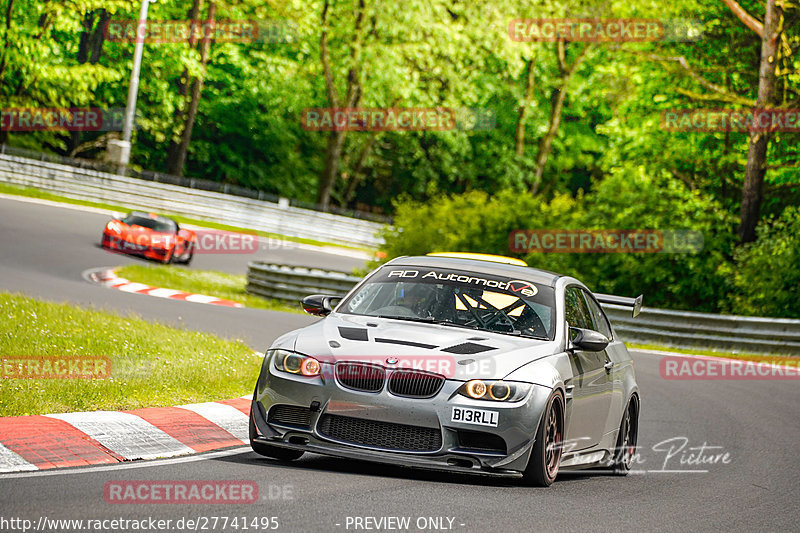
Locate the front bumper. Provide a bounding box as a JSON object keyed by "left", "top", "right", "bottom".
{"left": 251, "top": 356, "right": 552, "bottom": 477}
{"left": 101, "top": 233, "right": 171, "bottom": 261}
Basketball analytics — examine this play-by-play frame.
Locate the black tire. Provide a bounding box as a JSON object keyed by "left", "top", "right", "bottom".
{"left": 522, "top": 390, "right": 564, "bottom": 487}
{"left": 249, "top": 411, "right": 304, "bottom": 461}
{"left": 611, "top": 396, "right": 639, "bottom": 475}
{"left": 182, "top": 243, "right": 194, "bottom": 265}
{"left": 161, "top": 247, "right": 174, "bottom": 264}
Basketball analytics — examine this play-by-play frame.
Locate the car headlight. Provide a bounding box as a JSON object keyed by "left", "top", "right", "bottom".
{"left": 271, "top": 349, "right": 321, "bottom": 377}
{"left": 458, "top": 380, "right": 530, "bottom": 402}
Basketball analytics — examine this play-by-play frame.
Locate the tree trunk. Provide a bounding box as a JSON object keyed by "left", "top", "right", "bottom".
{"left": 166, "top": 0, "right": 203, "bottom": 174}
{"left": 318, "top": 130, "right": 347, "bottom": 209}
{"left": 77, "top": 10, "right": 108, "bottom": 64}
{"left": 515, "top": 53, "right": 536, "bottom": 157}
{"left": 530, "top": 43, "right": 590, "bottom": 194}
{"left": 738, "top": 0, "right": 781, "bottom": 244}
{"left": 168, "top": 1, "right": 214, "bottom": 177}
{"left": 77, "top": 11, "right": 94, "bottom": 64}
{"left": 89, "top": 10, "right": 109, "bottom": 64}
{"left": 342, "top": 133, "right": 377, "bottom": 205}
{"left": 69, "top": 9, "right": 109, "bottom": 155}
{"left": 531, "top": 85, "right": 568, "bottom": 194}
{"left": 315, "top": 0, "right": 365, "bottom": 211}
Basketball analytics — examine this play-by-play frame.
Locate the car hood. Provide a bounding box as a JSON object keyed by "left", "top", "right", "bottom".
{"left": 290, "top": 313, "right": 561, "bottom": 381}
{"left": 120, "top": 226, "right": 173, "bottom": 240}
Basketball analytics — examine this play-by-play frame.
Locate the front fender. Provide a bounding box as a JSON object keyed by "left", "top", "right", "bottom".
{"left": 503, "top": 352, "right": 571, "bottom": 391}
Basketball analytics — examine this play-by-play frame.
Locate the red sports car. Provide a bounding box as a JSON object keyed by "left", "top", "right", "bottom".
{"left": 101, "top": 212, "right": 196, "bottom": 264}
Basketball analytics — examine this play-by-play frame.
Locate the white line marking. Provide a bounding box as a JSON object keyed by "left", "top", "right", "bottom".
{"left": 116, "top": 282, "right": 152, "bottom": 293}
{"left": 0, "top": 443, "right": 38, "bottom": 473}
{"left": 632, "top": 348, "right": 795, "bottom": 371}
{"left": 45, "top": 411, "right": 194, "bottom": 461}
{"left": 178, "top": 403, "right": 249, "bottom": 443}
{"left": 0, "top": 447, "right": 250, "bottom": 479}
{"left": 146, "top": 288, "right": 183, "bottom": 298}
{"left": 183, "top": 294, "right": 220, "bottom": 304}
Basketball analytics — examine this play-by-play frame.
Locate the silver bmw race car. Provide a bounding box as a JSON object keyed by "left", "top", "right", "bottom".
{"left": 249, "top": 253, "right": 641, "bottom": 486}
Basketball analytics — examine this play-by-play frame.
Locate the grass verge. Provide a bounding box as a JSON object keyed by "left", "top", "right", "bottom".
{"left": 115, "top": 264, "right": 303, "bottom": 314}
{"left": 0, "top": 182, "right": 374, "bottom": 253}
{"left": 628, "top": 342, "right": 798, "bottom": 366}
{"left": 0, "top": 292, "right": 263, "bottom": 416}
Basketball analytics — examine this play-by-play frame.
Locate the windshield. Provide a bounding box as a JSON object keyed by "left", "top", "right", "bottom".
{"left": 122, "top": 214, "right": 177, "bottom": 233}
{"left": 339, "top": 266, "right": 555, "bottom": 340}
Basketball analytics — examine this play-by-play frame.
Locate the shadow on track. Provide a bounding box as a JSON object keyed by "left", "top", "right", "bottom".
{"left": 214, "top": 449, "right": 605, "bottom": 488}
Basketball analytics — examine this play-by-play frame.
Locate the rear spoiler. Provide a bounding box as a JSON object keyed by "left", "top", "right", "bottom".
{"left": 595, "top": 293, "right": 643, "bottom": 318}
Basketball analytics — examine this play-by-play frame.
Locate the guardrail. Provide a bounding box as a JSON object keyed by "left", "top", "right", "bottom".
{"left": 602, "top": 305, "right": 800, "bottom": 355}
{"left": 0, "top": 151, "right": 386, "bottom": 248}
{"left": 246, "top": 262, "right": 362, "bottom": 302}
{"left": 0, "top": 144, "right": 391, "bottom": 223}
{"left": 246, "top": 262, "right": 800, "bottom": 355}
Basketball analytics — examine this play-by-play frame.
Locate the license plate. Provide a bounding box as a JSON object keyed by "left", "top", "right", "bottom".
{"left": 451, "top": 406, "right": 498, "bottom": 427}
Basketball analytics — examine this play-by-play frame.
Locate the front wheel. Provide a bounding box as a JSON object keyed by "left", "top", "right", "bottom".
{"left": 249, "top": 413, "right": 304, "bottom": 461}
{"left": 180, "top": 243, "right": 195, "bottom": 265}
{"left": 611, "top": 396, "right": 639, "bottom": 475}
{"left": 522, "top": 390, "right": 564, "bottom": 487}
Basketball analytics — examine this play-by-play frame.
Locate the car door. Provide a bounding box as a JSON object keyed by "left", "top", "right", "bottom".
{"left": 582, "top": 290, "right": 627, "bottom": 435}
{"left": 563, "top": 286, "right": 613, "bottom": 451}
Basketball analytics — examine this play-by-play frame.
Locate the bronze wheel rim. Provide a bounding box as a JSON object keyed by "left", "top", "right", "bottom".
{"left": 544, "top": 397, "right": 563, "bottom": 479}
{"left": 620, "top": 401, "right": 638, "bottom": 469}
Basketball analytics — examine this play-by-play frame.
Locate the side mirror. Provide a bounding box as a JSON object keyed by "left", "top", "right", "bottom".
{"left": 569, "top": 327, "right": 610, "bottom": 352}
{"left": 301, "top": 294, "right": 341, "bottom": 317}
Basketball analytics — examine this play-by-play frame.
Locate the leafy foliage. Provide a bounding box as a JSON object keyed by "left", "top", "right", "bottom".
{"left": 1, "top": 0, "right": 798, "bottom": 315}
{"left": 380, "top": 173, "right": 741, "bottom": 313}
{"left": 723, "top": 207, "right": 800, "bottom": 318}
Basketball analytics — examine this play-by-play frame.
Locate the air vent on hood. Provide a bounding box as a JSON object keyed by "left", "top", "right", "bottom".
{"left": 338, "top": 327, "right": 369, "bottom": 341}
{"left": 375, "top": 338, "right": 437, "bottom": 349}
{"left": 441, "top": 342, "right": 496, "bottom": 354}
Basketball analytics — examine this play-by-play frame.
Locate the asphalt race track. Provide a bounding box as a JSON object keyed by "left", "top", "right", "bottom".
{"left": 0, "top": 196, "right": 365, "bottom": 347}
{"left": 1, "top": 196, "right": 798, "bottom": 532}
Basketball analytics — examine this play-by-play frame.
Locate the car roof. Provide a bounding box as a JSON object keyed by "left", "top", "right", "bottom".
{"left": 385, "top": 255, "right": 562, "bottom": 287}
{"left": 128, "top": 211, "right": 176, "bottom": 224}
